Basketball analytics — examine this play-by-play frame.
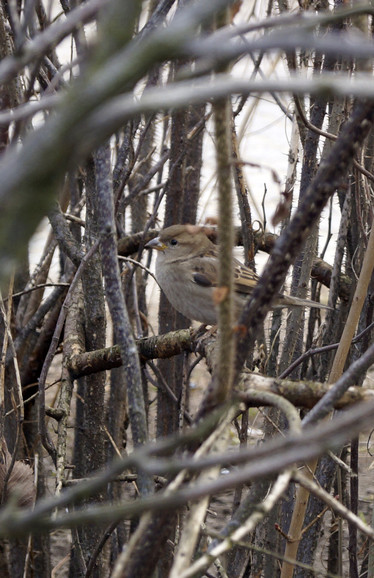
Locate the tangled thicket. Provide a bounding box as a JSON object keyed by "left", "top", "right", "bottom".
{"left": 1, "top": 1, "right": 374, "bottom": 577}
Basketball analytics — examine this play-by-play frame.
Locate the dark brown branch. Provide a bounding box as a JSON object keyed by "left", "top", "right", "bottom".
{"left": 67, "top": 328, "right": 194, "bottom": 378}
{"left": 238, "top": 374, "right": 374, "bottom": 410}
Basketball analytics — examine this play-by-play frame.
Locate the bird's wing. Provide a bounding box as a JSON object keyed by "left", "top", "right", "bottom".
{"left": 189, "top": 252, "right": 219, "bottom": 288}
{"left": 190, "top": 253, "right": 259, "bottom": 294}
{"left": 233, "top": 260, "right": 259, "bottom": 294}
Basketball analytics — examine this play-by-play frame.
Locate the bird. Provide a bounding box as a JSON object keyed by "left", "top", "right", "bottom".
{"left": 145, "top": 224, "right": 330, "bottom": 325}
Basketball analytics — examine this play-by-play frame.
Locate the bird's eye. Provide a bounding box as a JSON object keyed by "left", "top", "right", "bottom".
{"left": 170, "top": 239, "right": 178, "bottom": 246}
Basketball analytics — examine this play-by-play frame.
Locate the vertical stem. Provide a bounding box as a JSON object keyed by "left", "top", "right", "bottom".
{"left": 282, "top": 212, "right": 374, "bottom": 578}
{"left": 95, "top": 143, "right": 152, "bottom": 496}
{"left": 329, "top": 223, "right": 374, "bottom": 382}
{"left": 214, "top": 96, "right": 235, "bottom": 403}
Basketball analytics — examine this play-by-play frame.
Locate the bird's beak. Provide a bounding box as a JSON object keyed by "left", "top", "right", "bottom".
{"left": 145, "top": 236, "right": 167, "bottom": 252}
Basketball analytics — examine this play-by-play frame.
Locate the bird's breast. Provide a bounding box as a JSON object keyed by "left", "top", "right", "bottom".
{"left": 155, "top": 258, "right": 217, "bottom": 324}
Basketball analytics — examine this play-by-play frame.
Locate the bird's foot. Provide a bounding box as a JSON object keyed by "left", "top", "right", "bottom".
{"left": 192, "top": 324, "right": 218, "bottom": 355}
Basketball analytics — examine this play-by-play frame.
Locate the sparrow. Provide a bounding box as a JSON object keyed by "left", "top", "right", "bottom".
{"left": 145, "top": 224, "right": 330, "bottom": 325}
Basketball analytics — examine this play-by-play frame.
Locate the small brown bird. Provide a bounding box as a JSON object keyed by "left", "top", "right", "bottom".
{"left": 146, "top": 224, "right": 329, "bottom": 325}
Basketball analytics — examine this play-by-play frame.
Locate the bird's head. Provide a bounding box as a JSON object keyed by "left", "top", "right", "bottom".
{"left": 145, "top": 224, "right": 215, "bottom": 261}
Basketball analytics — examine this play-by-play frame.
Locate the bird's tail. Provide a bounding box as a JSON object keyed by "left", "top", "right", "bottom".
{"left": 276, "top": 294, "right": 332, "bottom": 310}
